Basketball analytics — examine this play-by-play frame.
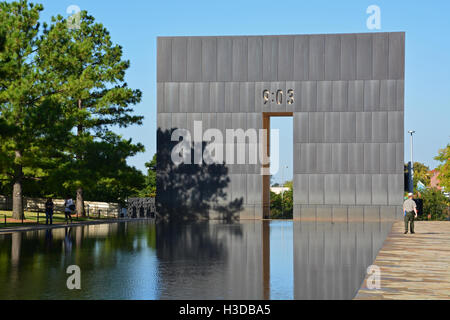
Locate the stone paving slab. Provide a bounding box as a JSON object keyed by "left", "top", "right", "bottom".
{"left": 355, "top": 221, "right": 450, "bottom": 300}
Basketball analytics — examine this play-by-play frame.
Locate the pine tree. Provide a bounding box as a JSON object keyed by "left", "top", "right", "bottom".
{"left": 0, "top": 1, "right": 74, "bottom": 219}
{"left": 39, "top": 11, "right": 143, "bottom": 215}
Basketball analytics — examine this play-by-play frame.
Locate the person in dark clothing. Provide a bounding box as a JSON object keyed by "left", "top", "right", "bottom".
{"left": 45, "top": 198, "right": 54, "bottom": 225}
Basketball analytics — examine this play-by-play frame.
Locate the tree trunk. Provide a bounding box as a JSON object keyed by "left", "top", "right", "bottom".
{"left": 76, "top": 99, "right": 86, "bottom": 217}
{"left": 11, "top": 232, "right": 22, "bottom": 267}
{"left": 12, "top": 151, "right": 24, "bottom": 220}
{"left": 76, "top": 187, "right": 85, "bottom": 217}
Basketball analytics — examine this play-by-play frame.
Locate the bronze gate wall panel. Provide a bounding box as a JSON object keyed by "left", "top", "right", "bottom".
{"left": 157, "top": 33, "right": 405, "bottom": 221}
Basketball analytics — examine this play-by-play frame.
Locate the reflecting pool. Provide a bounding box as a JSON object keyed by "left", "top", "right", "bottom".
{"left": 0, "top": 220, "right": 392, "bottom": 300}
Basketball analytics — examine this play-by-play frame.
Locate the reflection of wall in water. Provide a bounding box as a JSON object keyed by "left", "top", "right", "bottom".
{"left": 293, "top": 219, "right": 393, "bottom": 300}
{"left": 155, "top": 221, "right": 266, "bottom": 299}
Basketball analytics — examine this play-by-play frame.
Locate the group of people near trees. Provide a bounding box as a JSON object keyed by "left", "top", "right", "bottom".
{"left": 44, "top": 196, "right": 76, "bottom": 225}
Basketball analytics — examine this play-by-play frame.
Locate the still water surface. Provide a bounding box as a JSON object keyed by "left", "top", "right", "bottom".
{"left": 0, "top": 220, "right": 392, "bottom": 299}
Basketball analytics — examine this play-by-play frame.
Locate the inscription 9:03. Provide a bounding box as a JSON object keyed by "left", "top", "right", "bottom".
{"left": 263, "top": 89, "right": 294, "bottom": 105}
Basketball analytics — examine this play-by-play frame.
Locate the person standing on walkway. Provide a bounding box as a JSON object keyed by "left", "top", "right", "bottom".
{"left": 45, "top": 198, "right": 54, "bottom": 225}
{"left": 403, "top": 193, "right": 418, "bottom": 234}
{"left": 64, "top": 196, "right": 74, "bottom": 224}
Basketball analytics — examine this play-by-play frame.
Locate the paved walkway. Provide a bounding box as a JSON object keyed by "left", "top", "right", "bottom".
{"left": 355, "top": 221, "right": 450, "bottom": 299}
{"left": 0, "top": 218, "right": 151, "bottom": 235}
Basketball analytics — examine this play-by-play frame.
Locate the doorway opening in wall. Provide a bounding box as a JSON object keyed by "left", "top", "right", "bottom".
{"left": 262, "top": 113, "right": 293, "bottom": 219}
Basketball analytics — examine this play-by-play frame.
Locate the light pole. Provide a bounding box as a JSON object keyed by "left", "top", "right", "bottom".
{"left": 408, "top": 130, "right": 415, "bottom": 193}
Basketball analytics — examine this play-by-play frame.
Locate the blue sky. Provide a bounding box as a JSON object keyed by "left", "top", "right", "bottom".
{"left": 36, "top": 0, "right": 450, "bottom": 182}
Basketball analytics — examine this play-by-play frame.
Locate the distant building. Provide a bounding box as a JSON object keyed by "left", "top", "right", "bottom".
{"left": 430, "top": 169, "right": 443, "bottom": 190}
{"left": 430, "top": 169, "right": 448, "bottom": 198}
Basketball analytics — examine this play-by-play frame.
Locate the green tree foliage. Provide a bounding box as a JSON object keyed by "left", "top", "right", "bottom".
{"left": 270, "top": 181, "right": 293, "bottom": 219}
{"left": 419, "top": 187, "right": 449, "bottom": 221}
{"left": 404, "top": 162, "right": 432, "bottom": 193}
{"left": 435, "top": 144, "right": 450, "bottom": 191}
{"left": 45, "top": 132, "right": 145, "bottom": 205}
{"left": 0, "top": 2, "right": 145, "bottom": 216}
{"left": 38, "top": 11, "right": 143, "bottom": 216}
{"left": 139, "top": 154, "right": 156, "bottom": 198}
{"left": 413, "top": 162, "right": 431, "bottom": 192}
{"left": 0, "top": 1, "right": 75, "bottom": 219}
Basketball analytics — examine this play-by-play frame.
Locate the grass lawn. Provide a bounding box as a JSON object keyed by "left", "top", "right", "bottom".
{"left": 0, "top": 210, "right": 118, "bottom": 229}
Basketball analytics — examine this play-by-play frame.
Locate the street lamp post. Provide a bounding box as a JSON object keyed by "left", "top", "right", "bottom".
{"left": 408, "top": 130, "right": 415, "bottom": 193}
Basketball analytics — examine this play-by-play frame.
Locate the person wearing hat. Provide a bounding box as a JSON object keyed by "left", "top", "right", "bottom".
{"left": 403, "top": 193, "right": 418, "bottom": 234}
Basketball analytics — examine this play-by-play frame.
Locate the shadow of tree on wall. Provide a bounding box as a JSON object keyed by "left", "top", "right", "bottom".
{"left": 156, "top": 129, "right": 243, "bottom": 221}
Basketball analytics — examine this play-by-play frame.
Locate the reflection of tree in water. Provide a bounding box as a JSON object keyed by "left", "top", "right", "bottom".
{"left": 66, "top": 222, "right": 157, "bottom": 268}
{"left": 0, "top": 221, "right": 157, "bottom": 299}
{"left": 0, "top": 221, "right": 156, "bottom": 261}
{"left": 157, "top": 129, "right": 243, "bottom": 221}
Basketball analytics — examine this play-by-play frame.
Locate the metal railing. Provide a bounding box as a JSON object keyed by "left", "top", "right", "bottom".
{"left": 35, "top": 210, "right": 45, "bottom": 224}
{"left": 0, "top": 213, "right": 25, "bottom": 225}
